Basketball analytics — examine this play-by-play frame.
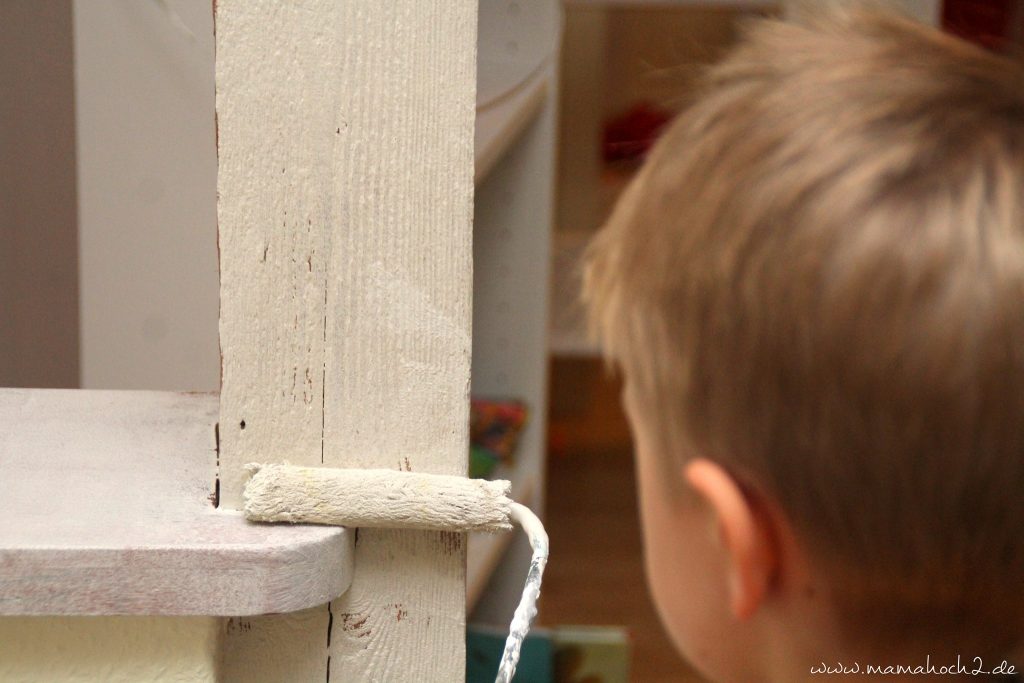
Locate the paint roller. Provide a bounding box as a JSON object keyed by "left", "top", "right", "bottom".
{"left": 243, "top": 463, "right": 548, "bottom": 683}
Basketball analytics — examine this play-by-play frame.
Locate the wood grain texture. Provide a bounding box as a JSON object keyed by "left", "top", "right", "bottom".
{"left": 218, "top": 607, "right": 329, "bottom": 683}
{"left": 216, "top": 1, "right": 476, "bottom": 680}
{"left": 0, "top": 389, "right": 352, "bottom": 616}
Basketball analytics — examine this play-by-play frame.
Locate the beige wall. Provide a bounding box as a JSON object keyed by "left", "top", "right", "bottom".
{"left": 0, "top": 0, "right": 80, "bottom": 388}
{"left": 0, "top": 617, "right": 220, "bottom": 682}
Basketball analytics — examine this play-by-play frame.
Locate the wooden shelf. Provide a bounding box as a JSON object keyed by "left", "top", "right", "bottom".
{"left": 466, "top": 464, "right": 537, "bottom": 610}
{"left": 0, "top": 389, "right": 352, "bottom": 616}
{"left": 474, "top": 65, "right": 551, "bottom": 185}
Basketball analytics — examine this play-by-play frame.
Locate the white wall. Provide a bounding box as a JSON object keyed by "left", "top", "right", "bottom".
{"left": 75, "top": 0, "right": 219, "bottom": 391}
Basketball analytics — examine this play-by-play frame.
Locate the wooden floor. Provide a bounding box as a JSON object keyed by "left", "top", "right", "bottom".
{"left": 539, "top": 358, "right": 705, "bottom": 683}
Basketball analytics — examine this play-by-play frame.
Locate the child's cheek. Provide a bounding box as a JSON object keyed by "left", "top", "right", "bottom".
{"left": 636, "top": 449, "right": 750, "bottom": 682}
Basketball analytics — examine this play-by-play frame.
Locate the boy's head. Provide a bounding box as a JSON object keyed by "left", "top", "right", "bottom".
{"left": 583, "top": 5, "right": 1024, "bottom": 680}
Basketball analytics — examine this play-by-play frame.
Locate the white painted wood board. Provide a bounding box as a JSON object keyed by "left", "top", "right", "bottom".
{"left": 216, "top": 1, "right": 477, "bottom": 680}
{"left": 218, "top": 607, "right": 331, "bottom": 683}
{"left": 74, "top": 0, "right": 219, "bottom": 391}
{"left": 0, "top": 389, "right": 351, "bottom": 616}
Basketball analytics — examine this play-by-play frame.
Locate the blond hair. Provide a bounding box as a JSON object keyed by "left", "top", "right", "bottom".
{"left": 583, "top": 6, "right": 1024, "bottom": 652}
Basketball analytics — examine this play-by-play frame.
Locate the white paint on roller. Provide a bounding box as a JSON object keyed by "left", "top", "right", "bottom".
{"left": 242, "top": 462, "right": 550, "bottom": 682}
{"left": 244, "top": 464, "right": 514, "bottom": 533}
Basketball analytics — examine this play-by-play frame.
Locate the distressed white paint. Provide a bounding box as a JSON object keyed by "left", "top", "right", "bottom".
{"left": 218, "top": 608, "right": 331, "bottom": 683}
{"left": 245, "top": 465, "right": 513, "bottom": 533}
{"left": 74, "top": 0, "right": 219, "bottom": 391}
{"left": 216, "top": 1, "right": 476, "bottom": 680}
{"left": 0, "top": 389, "right": 351, "bottom": 616}
{"left": 0, "top": 616, "right": 220, "bottom": 682}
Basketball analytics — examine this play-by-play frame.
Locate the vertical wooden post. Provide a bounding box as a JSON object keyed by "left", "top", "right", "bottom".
{"left": 216, "top": 1, "right": 476, "bottom": 680}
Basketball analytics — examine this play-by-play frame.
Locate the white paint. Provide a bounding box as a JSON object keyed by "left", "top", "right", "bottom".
{"left": 216, "top": 1, "right": 476, "bottom": 679}
{"left": 0, "top": 616, "right": 220, "bottom": 682}
{"left": 0, "top": 389, "right": 351, "bottom": 616}
{"left": 0, "top": 0, "right": 554, "bottom": 677}
{"left": 73, "top": 0, "right": 219, "bottom": 391}
{"left": 218, "top": 608, "right": 331, "bottom": 682}
{"left": 245, "top": 465, "right": 514, "bottom": 533}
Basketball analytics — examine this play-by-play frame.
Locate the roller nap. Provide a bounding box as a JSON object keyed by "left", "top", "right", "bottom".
{"left": 243, "top": 463, "right": 513, "bottom": 533}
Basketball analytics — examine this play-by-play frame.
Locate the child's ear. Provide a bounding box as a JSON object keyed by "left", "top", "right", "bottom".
{"left": 685, "top": 458, "right": 778, "bottom": 620}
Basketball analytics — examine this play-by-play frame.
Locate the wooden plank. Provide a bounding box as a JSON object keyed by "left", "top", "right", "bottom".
{"left": 0, "top": 388, "right": 352, "bottom": 616}
{"left": 216, "top": 1, "right": 477, "bottom": 680}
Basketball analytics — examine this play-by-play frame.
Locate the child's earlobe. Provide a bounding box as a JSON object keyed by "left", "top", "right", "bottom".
{"left": 684, "top": 458, "right": 778, "bottom": 621}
